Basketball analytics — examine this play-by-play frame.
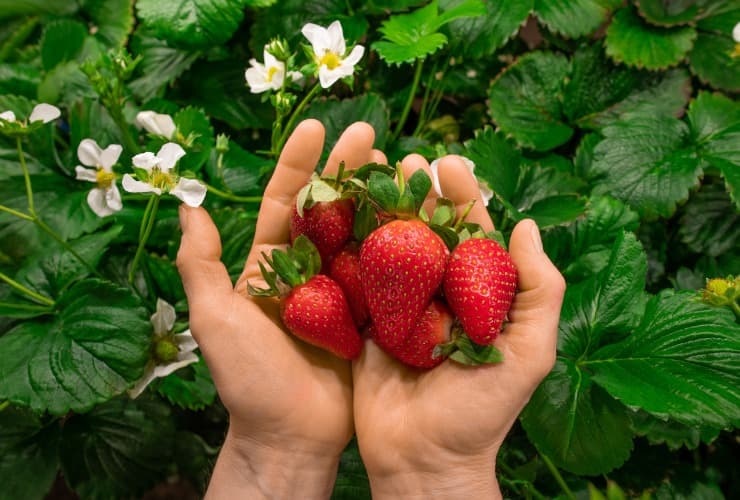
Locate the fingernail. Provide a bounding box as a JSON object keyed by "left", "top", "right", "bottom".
{"left": 530, "top": 221, "right": 543, "bottom": 254}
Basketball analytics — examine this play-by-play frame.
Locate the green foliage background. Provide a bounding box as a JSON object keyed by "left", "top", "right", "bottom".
{"left": 0, "top": 0, "right": 738, "bottom": 498}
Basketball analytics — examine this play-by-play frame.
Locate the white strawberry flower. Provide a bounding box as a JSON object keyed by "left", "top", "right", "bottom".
{"left": 430, "top": 156, "right": 494, "bottom": 206}
{"left": 136, "top": 110, "right": 176, "bottom": 140}
{"left": 128, "top": 298, "right": 199, "bottom": 399}
{"left": 302, "top": 20, "right": 364, "bottom": 88}
{"left": 733, "top": 21, "right": 740, "bottom": 43}
{"left": 74, "top": 139, "right": 124, "bottom": 217}
{"left": 0, "top": 103, "right": 60, "bottom": 127}
{"left": 122, "top": 143, "right": 207, "bottom": 207}
{"left": 245, "top": 50, "right": 301, "bottom": 93}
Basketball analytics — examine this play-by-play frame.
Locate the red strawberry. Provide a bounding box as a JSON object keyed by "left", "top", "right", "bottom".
{"left": 328, "top": 243, "right": 369, "bottom": 329}
{"left": 443, "top": 238, "right": 517, "bottom": 344}
{"left": 290, "top": 199, "right": 354, "bottom": 266}
{"left": 280, "top": 274, "right": 362, "bottom": 360}
{"left": 377, "top": 300, "right": 453, "bottom": 369}
{"left": 360, "top": 219, "right": 449, "bottom": 350}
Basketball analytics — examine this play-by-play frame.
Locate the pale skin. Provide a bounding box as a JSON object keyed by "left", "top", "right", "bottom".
{"left": 176, "top": 120, "right": 566, "bottom": 499}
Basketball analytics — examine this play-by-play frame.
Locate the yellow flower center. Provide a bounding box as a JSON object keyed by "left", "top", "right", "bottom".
{"left": 149, "top": 168, "right": 176, "bottom": 191}
{"left": 733, "top": 43, "right": 740, "bottom": 59}
{"left": 267, "top": 66, "right": 279, "bottom": 82}
{"left": 96, "top": 169, "right": 116, "bottom": 189}
{"left": 319, "top": 51, "right": 341, "bottom": 70}
{"left": 154, "top": 338, "right": 179, "bottom": 363}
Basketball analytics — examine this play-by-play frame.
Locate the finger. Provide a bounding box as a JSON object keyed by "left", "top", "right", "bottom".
{"left": 322, "top": 122, "right": 377, "bottom": 176}
{"left": 176, "top": 205, "right": 235, "bottom": 344}
{"left": 497, "top": 219, "right": 565, "bottom": 378}
{"left": 238, "top": 120, "right": 325, "bottom": 289}
{"left": 369, "top": 149, "right": 387, "bottom": 164}
{"left": 437, "top": 155, "right": 494, "bottom": 232}
{"left": 399, "top": 154, "right": 437, "bottom": 216}
{"left": 352, "top": 338, "right": 399, "bottom": 387}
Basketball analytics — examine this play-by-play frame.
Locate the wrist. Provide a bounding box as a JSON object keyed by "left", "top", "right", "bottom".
{"left": 206, "top": 429, "right": 342, "bottom": 499}
{"left": 365, "top": 453, "right": 501, "bottom": 499}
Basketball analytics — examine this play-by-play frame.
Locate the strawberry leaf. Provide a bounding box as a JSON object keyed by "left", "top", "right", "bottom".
{"left": 406, "top": 168, "right": 432, "bottom": 210}
{"left": 368, "top": 170, "right": 400, "bottom": 214}
{"left": 449, "top": 333, "right": 504, "bottom": 365}
{"left": 605, "top": 7, "right": 696, "bottom": 70}
{"left": 535, "top": 0, "right": 621, "bottom": 39}
{"left": 688, "top": 31, "right": 740, "bottom": 93}
{"left": 488, "top": 51, "right": 573, "bottom": 151}
{"left": 353, "top": 201, "right": 380, "bottom": 242}
{"left": 270, "top": 249, "right": 304, "bottom": 288}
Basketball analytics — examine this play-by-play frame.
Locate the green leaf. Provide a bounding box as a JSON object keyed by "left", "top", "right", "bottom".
{"left": 535, "top": 0, "right": 619, "bottom": 39}
{"left": 587, "top": 114, "right": 703, "bottom": 218}
{"left": 129, "top": 31, "right": 200, "bottom": 101}
{"left": 463, "top": 127, "right": 521, "bottom": 201}
{"left": 406, "top": 168, "right": 432, "bottom": 210}
{"left": 135, "top": 0, "right": 247, "bottom": 49}
{"left": 689, "top": 31, "right": 740, "bottom": 93}
{"left": 156, "top": 355, "right": 216, "bottom": 410}
{"left": 589, "top": 291, "right": 740, "bottom": 428}
{"left": 545, "top": 196, "right": 640, "bottom": 282}
{"left": 0, "top": 0, "right": 78, "bottom": 18}
{"left": 372, "top": 0, "right": 486, "bottom": 65}
{"left": 368, "top": 171, "right": 400, "bottom": 213}
{"left": 520, "top": 359, "right": 634, "bottom": 475}
{"left": 211, "top": 207, "right": 257, "bottom": 280}
{"left": 15, "top": 225, "right": 122, "bottom": 299}
{"left": 559, "top": 232, "right": 647, "bottom": 359}
{"left": 630, "top": 410, "right": 721, "bottom": 451}
{"left": 303, "top": 94, "right": 390, "bottom": 157}
{"left": 59, "top": 396, "right": 175, "bottom": 498}
{"left": 143, "top": 253, "right": 187, "bottom": 307}
{"left": 210, "top": 140, "right": 271, "bottom": 196}
{"left": 82, "top": 0, "right": 135, "bottom": 47}
{"left": 168, "top": 106, "right": 214, "bottom": 173}
{"left": 0, "top": 63, "right": 42, "bottom": 99}
{"left": 488, "top": 51, "right": 573, "bottom": 151}
{"left": 442, "top": 0, "right": 533, "bottom": 57}
{"left": 524, "top": 194, "right": 586, "bottom": 228}
{"left": 40, "top": 19, "right": 88, "bottom": 70}
{"left": 0, "top": 405, "right": 59, "bottom": 500}
{"left": 332, "top": 438, "right": 371, "bottom": 500}
{"left": 0, "top": 279, "right": 151, "bottom": 415}
{"left": 636, "top": 0, "right": 705, "bottom": 26}
{"left": 605, "top": 7, "right": 696, "bottom": 70}
{"left": 678, "top": 182, "right": 740, "bottom": 257}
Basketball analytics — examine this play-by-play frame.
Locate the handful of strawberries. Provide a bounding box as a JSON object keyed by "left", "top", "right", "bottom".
{"left": 249, "top": 162, "right": 517, "bottom": 368}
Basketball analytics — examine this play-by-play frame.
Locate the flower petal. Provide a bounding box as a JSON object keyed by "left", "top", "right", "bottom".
{"left": 157, "top": 142, "right": 186, "bottom": 171}
{"left": 107, "top": 183, "right": 123, "bottom": 212}
{"left": 127, "top": 364, "right": 158, "bottom": 398}
{"left": 132, "top": 151, "right": 159, "bottom": 170}
{"left": 174, "top": 330, "right": 199, "bottom": 353}
{"left": 151, "top": 351, "right": 199, "bottom": 379}
{"left": 29, "top": 103, "right": 60, "bottom": 123}
{"left": 99, "top": 144, "right": 123, "bottom": 171}
{"left": 170, "top": 177, "right": 207, "bottom": 207}
{"left": 326, "top": 20, "right": 346, "bottom": 55}
{"left": 318, "top": 65, "right": 354, "bottom": 88}
{"left": 122, "top": 174, "right": 161, "bottom": 195}
{"left": 151, "top": 298, "right": 176, "bottom": 335}
{"left": 0, "top": 110, "right": 16, "bottom": 123}
{"left": 75, "top": 166, "right": 98, "bottom": 183}
{"left": 429, "top": 159, "right": 443, "bottom": 197}
{"left": 136, "top": 110, "right": 176, "bottom": 139}
{"left": 734, "top": 21, "right": 740, "bottom": 43}
{"left": 77, "top": 138, "right": 103, "bottom": 167}
{"left": 344, "top": 45, "right": 365, "bottom": 66}
{"left": 87, "top": 187, "right": 116, "bottom": 217}
{"left": 302, "top": 23, "right": 330, "bottom": 53}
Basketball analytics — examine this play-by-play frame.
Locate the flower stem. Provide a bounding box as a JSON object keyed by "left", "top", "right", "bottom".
{"left": 17, "top": 136, "right": 36, "bottom": 215}
{"left": 274, "top": 83, "right": 322, "bottom": 157}
{"left": 0, "top": 400, "right": 8, "bottom": 412}
{"left": 0, "top": 270, "right": 55, "bottom": 306}
{"left": 109, "top": 106, "right": 139, "bottom": 154}
{"left": 206, "top": 184, "right": 263, "bottom": 204}
{"left": 129, "top": 196, "right": 160, "bottom": 284}
{"left": 540, "top": 453, "right": 575, "bottom": 500}
{"left": 0, "top": 203, "right": 33, "bottom": 221}
{"left": 32, "top": 217, "right": 101, "bottom": 276}
{"left": 392, "top": 58, "right": 424, "bottom": 142}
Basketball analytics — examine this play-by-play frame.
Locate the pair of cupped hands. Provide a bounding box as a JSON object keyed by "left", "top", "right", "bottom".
{"left": 176, "top": 120, "right": 566, "bottom": 499}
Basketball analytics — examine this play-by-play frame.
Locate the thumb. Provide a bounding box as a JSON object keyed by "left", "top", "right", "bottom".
{"left": 497, "top": 219, "right": 565, "bottom": 375}
{"left": 176, "top": 205, "right": 235, "bottom": 331}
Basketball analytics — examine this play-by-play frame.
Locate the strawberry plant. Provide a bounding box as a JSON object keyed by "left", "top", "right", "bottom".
{"left": 0, "top": 0, "right": 738, "bottom": 499}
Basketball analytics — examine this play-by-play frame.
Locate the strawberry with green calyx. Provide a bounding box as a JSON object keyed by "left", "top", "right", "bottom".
{"left": 443, "top": 237, "right": 517, "bottom": 345}
{"left": 360, "top": 164, "right": 449, "bottom": 350}
{"left": 248, "top": 235, "right": 362, "bottom": 360}
{"left": 290, "top": 163, "right": 356, "bottom": 267}
{"left": 328, "top": 242, "right": 369, "bottom": 329}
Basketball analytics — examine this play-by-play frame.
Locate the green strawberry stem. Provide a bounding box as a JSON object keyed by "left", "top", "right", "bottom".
{"left": 247, "top": 235, "right": 322, "bottom": 297}
{"left": 453, "top": 199, "right": 476, "bottom": 231}
{"left": 433, "top": 323, "right": 504, "bottom": 366}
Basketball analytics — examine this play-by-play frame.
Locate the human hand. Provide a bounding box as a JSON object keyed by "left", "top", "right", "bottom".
{"left": 351, "top": 154, "right": 566, "bottom": 499}
{"left": 176, "top": 120, "right": 384, "bottom": 499}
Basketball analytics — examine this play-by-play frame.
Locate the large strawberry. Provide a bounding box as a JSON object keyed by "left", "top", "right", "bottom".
{"left": 248, "top": 236, "right": 362, "bottom": 360}
{"left": 360, "top": 219, "right": 449, "bottom": 350}
{"left": 378, "top": 300, "right": 453, "bottom": 369}
{"left": 443, "top": 237, "right": 517, "bottom": 345}
{"left": 290, "top": 198, "right": 354, "bottom": 266}
{"left": 328, "top": 242, "right": 369, "bottom": 329}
